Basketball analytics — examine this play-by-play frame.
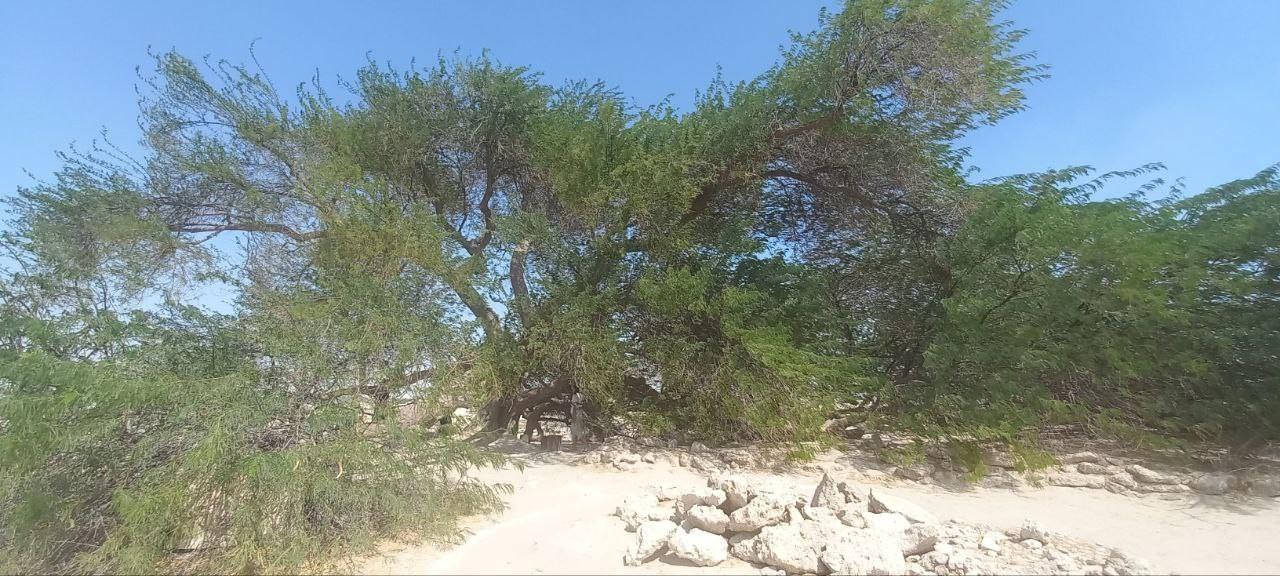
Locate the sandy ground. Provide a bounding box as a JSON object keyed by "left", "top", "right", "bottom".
{"left": 360, "top": 446, "right": 1280, "bottom": 575}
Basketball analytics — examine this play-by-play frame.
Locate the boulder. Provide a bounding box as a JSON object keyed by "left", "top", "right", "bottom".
{"left": 615, "top": 494, "right": 673, "bottom": 530}
{"left": 822, "top": 529, "right": 907, "bottom": 575}
{"left": 642, "top": 452, "right": 657, "bottom": 464}
{"left": 1246, "top": 476, "right": 1280, "bottom": 498}
{"left": 678, "top": 453, "right": 692, "bottom": 467}
{"left": 1018, "top": 519, "right": 1052, "bottom": 543}
{"left": 900, "top": 523, "right": 941, "bottom": 556}
{"left": 691, "top": 441, "right": 710, "bottom": 453}
{"left": 836, "top": 506, "right": 869, "bottom": 529}
{"left": 623, "top": 520, "right": 678, "bottom": 566}
{"left": 734, "top": 519, "right": 847, "bottom": 574}
{"left": 864, "top": 511, "right": 911, "bottom": 534}
{"left": 618, "top": 452, "right": 641, "bottom": 464}
{"left": 1188, "top": 474, "right": 1234, "bottom": 495}
{"left": 708, "top": 473, "right": 755, "bottom": 512}
{"left": 646, "top": 484, "right": 682, "bottom": 501}
{"left": 677, "top": 488, "right": 727, "bottom": 515}
{"left": 812, "top": 472, "right": 844, "bottom": 508}
{"left": 668, "top": 527, "right": 729, "bottom": 566}
{"left": 727, "top": 493, "right": 790, "bottom": 532}
{"left": 1107, "top": 472, "right": 1139, "bottom": 490}
{"left": 868, "top": 489, "right": 939, "bottom": 525}
{"left": 800, "top": 504, "right": 842, "bottom": 525}
{"left": 1125, "top": 464, "right": 1180, "bottom": 485}
{"left": 686, "top": 505, "right": 730, "bottom": 534}
{"left": 1047, "top": 471, "right": 1107, "bottom": 489}
{"left": 1077, "top": 462, "right": 1110, "bottom": 475}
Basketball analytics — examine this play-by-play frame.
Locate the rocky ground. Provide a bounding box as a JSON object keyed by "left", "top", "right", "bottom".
{"left": 358, "top": 437, "right": 1280, "bottom": 575}
{"left": 617, "top": 471, "right": 1152, "bottom": 575}
{"left": 572, "top": 435, "right": 1280, "bottom": 500}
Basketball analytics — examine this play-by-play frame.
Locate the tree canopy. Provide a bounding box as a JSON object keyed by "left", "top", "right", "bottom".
{"left": 1, "top": 0, "right": 1276, "bottom": 572}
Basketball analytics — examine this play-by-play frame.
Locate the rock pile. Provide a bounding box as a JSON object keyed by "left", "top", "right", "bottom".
{"left": 615, "top": 471, "right": 1155, "bottom": 575}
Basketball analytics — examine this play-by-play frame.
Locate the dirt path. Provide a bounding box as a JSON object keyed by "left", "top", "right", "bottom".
{"left": 360, "top": 456, "right": 1280, "bottom": 575}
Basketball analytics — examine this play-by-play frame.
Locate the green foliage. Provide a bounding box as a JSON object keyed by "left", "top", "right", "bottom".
{"left": 2, "top": 0, "right": 1277, "bottom": 572}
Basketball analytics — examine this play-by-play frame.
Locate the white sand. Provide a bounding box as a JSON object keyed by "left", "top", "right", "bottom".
{"left": 360, "top": 451, "right": 1280, "bottom": 575}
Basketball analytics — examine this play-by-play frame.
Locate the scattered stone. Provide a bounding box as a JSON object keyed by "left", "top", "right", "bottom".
{"left": 623, "top": 520, "right": 677, "bottom": 566}
{"left": 1047, "top": 471, "right": 1107, "bottom": 489}
{"left": 668, "top": 527, "right": 728, "bottom": 566}
{"left": 1062, "top": 452, "right": 1102, "bottom": 464}
{"left": 690, "top": 441, "right": 710, "bottom": 453}
{"left": 896, "top": 463, "right": 935, "bottom": 481}
{"left": 1133, "top": 483, "right": 1189, "bottom": 494}
{"left": 862, "top": 468, "right": 890, "bottom": 481}
{"left": 727, "top": 493, "right": 789, "bottom": 532}
{"left": 982, "top": 450, "right": 1018, "bottom": 469}
{"left": 686, "top": 505, "right": 730, "bottom": 534}
{"left": 1077, "top": 462, "right": 1110, "bottom": 475}
{"left": 692, "top": 456, "right": 720, "bottom": 473}
{"left": 932, "top": 469, "right": 967, "bottom": 487}
{"left": 641, "top": 452, "right": 657, "bottom": 464}
{"left": 618, "top": 452, "right": 641, "bottom": 464}
{"left": 678, "top": 453, "right": 691, "bottom": 467}
{"left": 1022, "top": 538, "right": 1044, "bottom": 550}
{"left": 868, "top": 489, "right": 939, "bottom": 525}
{"left": 981, "top": 471, "right": 1026, "bottom": 490}
{"left": 1125, "top": 464, "right": 1180, "bottom": 485}
{"left": 1188, "top": 473, "right": 1234, "bottom": 495}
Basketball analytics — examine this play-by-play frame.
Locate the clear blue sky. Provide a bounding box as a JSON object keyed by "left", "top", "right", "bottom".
{"left": 2, "top": 0, "right": 1278, "bottom": 203}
